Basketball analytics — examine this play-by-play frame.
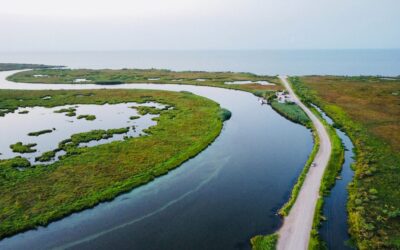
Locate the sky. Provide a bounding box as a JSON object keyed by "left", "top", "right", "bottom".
{"left": 1, "top": 0, "right": 399, "bottom": 51}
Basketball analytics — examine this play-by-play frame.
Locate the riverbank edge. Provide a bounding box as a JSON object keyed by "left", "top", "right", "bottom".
{"left": 253, "top": 83, "right": 319, "bottom": 220}
{"left": 6, "top": 68, "right": 282, "bottom": 93}
{"left": 251, "top": 233, "right": 279, "bottom": 250}
{"left": 278, "top": 128, "right": 319, "bottom": 216}
{"left": 292, "top": 76, "right": 400, "bottom": 249}
{"left": 5, "top": 70, "right": 316, "bottom": 248}
{"left": 250, "top": 81, "right": 319, "bottom": 250}
{"left": 306, "top": 105, "right": 345, "bottom": 250}
{"left": 288, "top": 77, "right": 347, "bottom": 249}
{"left": 250, "top": 77, "right": 346, "bottom": 250}
{"left": 0, "top": 89, "right": 228, "bottom": 240}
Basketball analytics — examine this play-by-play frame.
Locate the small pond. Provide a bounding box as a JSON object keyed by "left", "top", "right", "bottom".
{"left": 0, "top": 102, "right": 165, "bottom": 165}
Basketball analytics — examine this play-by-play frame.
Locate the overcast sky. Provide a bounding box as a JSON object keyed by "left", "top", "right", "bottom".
{"left": 1, "top": 0, "right": 399, "bottom": 51}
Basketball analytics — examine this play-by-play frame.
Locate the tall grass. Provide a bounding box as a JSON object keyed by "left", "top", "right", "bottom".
{"left": 270, "top": 100, "right": 311, "bottom": 128}
{"left": 0, "top": 89, "right": 226, "bottom": 239}
{"left": 308, "top": 108, "right": 345, "bottom": 250}
{"left": 251, "top": 233, "right": 279, "bottom": 250}
{"left": 289, "top": 76, "right": 400, "bottom": 249}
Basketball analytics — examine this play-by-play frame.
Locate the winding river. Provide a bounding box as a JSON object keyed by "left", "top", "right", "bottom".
{"left": 0, "top": 70, "right": 313, "bottom": 249}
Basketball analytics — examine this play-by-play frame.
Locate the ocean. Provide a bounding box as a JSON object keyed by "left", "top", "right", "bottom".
{"left": 1, "top": 49, "right": 399, "bottom": 76}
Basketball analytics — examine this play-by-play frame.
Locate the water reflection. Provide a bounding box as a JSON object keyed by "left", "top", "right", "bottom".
{"left": 0, "top": 102, "right": 165, "bottom": 164}
{"left": 312, "top": 104, "right": 355, "bottom": 249}
{"left": 0, "top": 71, "right": 313, "bottom": 250}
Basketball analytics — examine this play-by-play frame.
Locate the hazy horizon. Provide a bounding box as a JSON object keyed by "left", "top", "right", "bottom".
{"left": 1, "top": 0, "right": 399, "bottom": 52}
{"left": 2, "top": 48, "right": 400, "bottom": 53}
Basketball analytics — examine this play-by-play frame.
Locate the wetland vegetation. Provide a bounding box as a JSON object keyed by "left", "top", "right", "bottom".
{"left": 278, "top": 129, "right": 319, "bottom": 217}
{"left": 77, "top": 114, "right": 96, "bottom": 121}
{"left": 250, "top": 233, "right": 278, "bottom": 250}
{"left": 5, "top": 68, "right": 323, "bottom": 249}
{"left": 54, "top": 107, "right": 77, "bottom": 117}
{"left": 10, "top": 142, "right": 37, "bottom": 153}
{"left": 129, "top": 115, "right": 140, "bottom": 120}
{"left": 0, "top": 63, "right": 58, "bottom": 71}
{"left": 307, "top": 108, "right": 345, "bottom": 250}
{"left": 0, "top": 88, "right": 227, "bottom": 240}
{"left": 28, "top": 129, "right": 54, "bottom": 136}
{"left": 270, "top": 100, "right": 311, "bottom": 128}
{"left": 290, "top": 76, "right": 400, "bottom": 249}
{"left": 7, "top": 68, "right": 281, "bottom": 94}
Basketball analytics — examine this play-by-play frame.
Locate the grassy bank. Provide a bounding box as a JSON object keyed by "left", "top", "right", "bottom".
{"left": 10, "top": 142, "right": 37, "bottom": 153}
{"left": 291, "top": 76, "right": 400, "bottom": 249}
{"left": 251, "top": 93, "right": 316, "bottom": 249}
{"left": 289, "top": 77, "right": 347, "bottom": 249}
{"left": 0, "top": 63, "right": 58, "bottom": 71}
{"left": 7, "top": 68, "right": 281, "bottom": 94}
{"left": 7, "top": 69, "right": 325, "bottom": 249}
{"left": 268, "top": 94, "right": 320, "bottom": 219}
{"left": 306, "top": 108, "right": 345, "bottom": 250}
{"left": 270, "top": 100, "right": 312, "bottom": 128}
{"left": 0, "top": 89, "right": 226, "bottom": 239}
{"left": 279, "top": 128, "right": 319, "bottom": 216}
{"left": 265, "top": 96, "right": 317, "bottom": 217}
{"left": 251, "top": 233, "right": 279, "bottom": 250}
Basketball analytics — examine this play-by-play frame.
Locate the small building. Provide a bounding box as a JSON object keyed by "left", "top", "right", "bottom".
{"left": 73, "top": 78, "right": 91, "bottom": 83}
{"left": 276, "top": 91, "right": 294, "bottom": 103}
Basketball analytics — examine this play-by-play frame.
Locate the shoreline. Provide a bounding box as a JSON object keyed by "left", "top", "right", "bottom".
{"left": 1, "top": 69, "right": 318, "bottom": 248}
{"left": 276, "top": 76, "right": 332, "bottom": 250}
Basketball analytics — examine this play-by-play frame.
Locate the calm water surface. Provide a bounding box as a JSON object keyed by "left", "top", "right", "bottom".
{"left": 0, "top": 102, "right": 162, "bottom": 164}
{"left": 314, "top": 106, "right": 355, "bottom": 249}
{"left": 1, "top": 49, "right": 399, "bottom": 76}
{"left": 0, "top": 71, "right": 313, "bottom": 249}
{"left": 0, "top": 49, "right": 389, "bottom": 249}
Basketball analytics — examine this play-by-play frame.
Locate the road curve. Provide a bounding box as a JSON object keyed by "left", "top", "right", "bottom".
{"left": 277, "top": 76, "right": 332, "bottom": 250}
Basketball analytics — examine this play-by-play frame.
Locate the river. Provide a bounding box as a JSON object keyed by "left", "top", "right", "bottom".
{"left": 0, "top": 70, "right": 313, "bottom": 249}
{"left": 313, "top": 105, "right": 355, "bottom": 250}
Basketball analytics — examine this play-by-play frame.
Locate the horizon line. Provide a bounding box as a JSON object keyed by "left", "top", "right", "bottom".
{"left": 1, "top": 48, "right": 400, "bottom": 53}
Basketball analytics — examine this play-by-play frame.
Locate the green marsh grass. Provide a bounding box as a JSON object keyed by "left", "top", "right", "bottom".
{"left": 290, "top": 76, "right": 400, "bottom": 249}
{"left": 0, "top": 89, "right": 226, "bottom": 239}
{"left": 10, "top": 142, "right": 37, "bottom": 153}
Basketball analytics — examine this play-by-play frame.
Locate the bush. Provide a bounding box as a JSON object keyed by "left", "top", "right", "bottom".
{"left": 218, "top": 108, "right": 232, "bottom": 121}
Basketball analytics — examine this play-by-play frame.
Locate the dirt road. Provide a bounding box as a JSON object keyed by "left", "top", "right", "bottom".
{"left": 277, "top": 76, "right": 332, "bottom": 250}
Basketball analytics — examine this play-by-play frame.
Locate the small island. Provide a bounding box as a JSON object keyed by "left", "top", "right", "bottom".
{"left": 77, "top": 114, "right": 96, "bottom": 121}
{"left": 129, "top": 116, "right": 140, "bottom": 120}
{"left": 10, "top": 142, "right": 37, "bottom": 153}
{"left": 54, "top": 107, "right": 77, "bottom": 117}
{"left": 28, "top": 129, "right": 54, "bottom": 136}
{"left": 0, "top": 63, "right": 59, "bottom": 71}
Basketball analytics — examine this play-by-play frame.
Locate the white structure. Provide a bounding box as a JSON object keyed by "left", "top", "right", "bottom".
{"left": 276, "top": 91, "right": 294, "bottom": 103}
{"left": 33, "top": 74, "right": 48, "bottom": 78}
{"left": 224, "top": 80, "right": 275, "bottom": 85}
{"left": 73, "top": 78, "right": 91, "bottom": 83}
